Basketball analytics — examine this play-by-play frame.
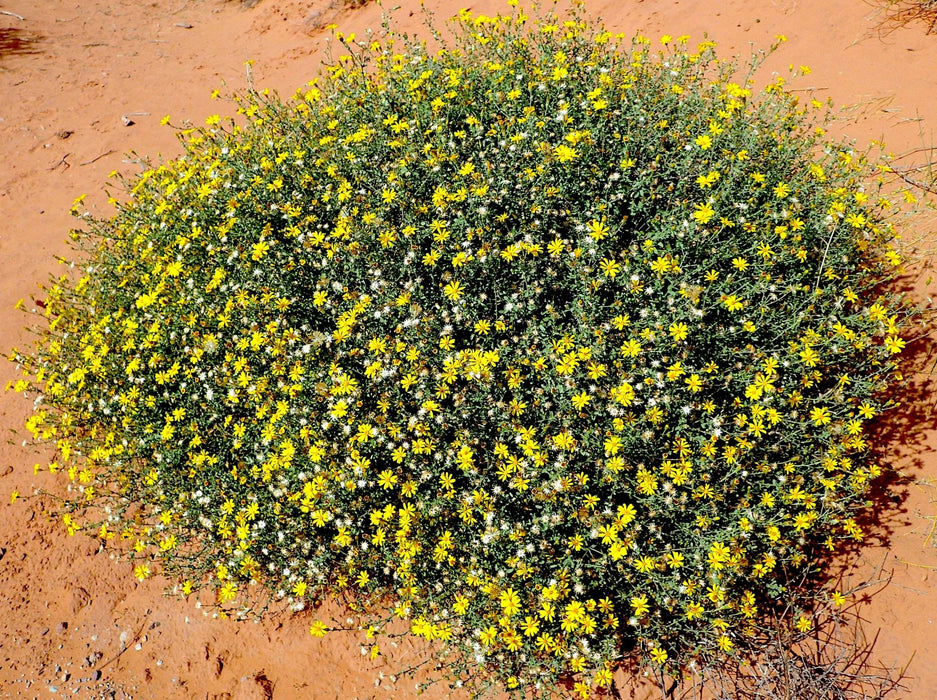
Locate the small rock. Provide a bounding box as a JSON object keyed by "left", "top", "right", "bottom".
{"left": 91, "top": 670, "right": 102, "bottom": 681}
{"left": 61, "top": 672, "right": 70, "bottom": 682}
{"left": 48, "top": 686, "right": 58, "bottom": 694}
{"left": 56, "top": 129, "right": 73, "bottom": 139}
{"left": 55, "top": 622, "right": 68, "bottom": 634}
{"left": 174, "top": 21, "right": 193, "bottom": 28}
{"left": 121, "top": 116, "right": 134, "bottom": 127}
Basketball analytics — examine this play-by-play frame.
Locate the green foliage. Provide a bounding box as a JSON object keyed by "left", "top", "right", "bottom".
{"left": 11, "top": 2, "right": 917, "bottom": 696}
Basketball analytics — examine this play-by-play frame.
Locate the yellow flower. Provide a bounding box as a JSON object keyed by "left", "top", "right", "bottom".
{"left": 588, "top": 218, "right": 610, "bottom": 240}
{"left": 520, "top": 615, "right": 540, "bottom": 637}
{"left": 692, "top": 202, "right": 715, "bottom": 224}
{"left": 554, "top": 144, "right": 578, "bottom": 162}
{"left": 598, "top": 523, "right": 619, "bottom": 544}
{"left": 309, "top": 620, "right": 328, "bottom": 637}
{"left": 884, "top": 335, "right": 905, "bottom": 354}
{"left": 594, "top": 667, "right": 613, "bottom": 687}
{"left": 617, "top": 503, "right": 637, "bottom": 526}
{"left": 809, "top": 406, "right": 831, "bottom": 426}
{"left": 630, "top": 595, "right": 650, "bottom": 616}
{"left": 500, "top": 587, "right": 521, "bottom": 617}
{"left": 800, "top": 346, "right": 819, "bottom": 367}
{"left": 707, "top": 541, "right": 730, "bottom": 569}
{"left": 377, "top": 469, "right": 398, "bottom": 489}
{"left": 251, "top": 240, "right": 270, "bottom": 261}
{"left": 665, "top": 551, "right": 684, "bottom": 568}
{"left": 571, "top": 391, "right": 591, "bottom": 410}
{"left": 650, "top": 646, "right": 668, "bottom": 665}
{"left": 721, "top": 294, "right": 743, "bottom": 311}
{"left": 669, "top": 321, "right": 688, "bottom": 342}
{"left": 635, "top": 556, "right": 656, "bottom": 573}
{"left": 443, "top": 280, "right": 464, "bottom": 301}
{"left": 600, "top": 258, "right": 621, "bottom": 278}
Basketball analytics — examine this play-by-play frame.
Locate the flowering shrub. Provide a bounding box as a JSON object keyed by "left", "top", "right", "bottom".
{"left": 11, "top": 1, "right": 917, "bottom": 696}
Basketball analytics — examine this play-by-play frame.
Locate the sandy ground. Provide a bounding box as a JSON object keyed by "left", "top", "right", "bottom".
{"left": 2, "top": 0, "right": 937, "bottom": 698}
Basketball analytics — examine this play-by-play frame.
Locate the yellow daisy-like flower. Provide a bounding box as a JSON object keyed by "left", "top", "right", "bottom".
{"left": 630, "top": 594, "right": 650, "bottom": 616}
{"left": 571, "top": 391, "right": 591, "bottom": 410}
{"left": 635, "top": 556, "right": 656, "bottom": 573}
{"left": 443, "top": 280, "right": 465, "bottom": 301}
{"left": 669, "top": 321, "right": 688, "bottom": 342}
{"left": 721, "top": 294, "right": 743, "bottom": 311}
{"left": 692, "top": 202, "right": 715, "bottom": 224}
{"left": 600, "top": 258, "right": 621, "bottom": 278}
{"left": 377, "top": 469, "right": 398, "bottom": 489}
{"left": 884, "top": 335, "right": 905, "bottom": 354}
{"left": 479, "top": 626, "right": 498, "bottom": 646}
{"left": 554, "top": 144, "right": 578, "bottom": 162}
{"left": 809, "top": 406, "right": 831, "bottom": 426}
{"left": 499, "top": 587, "right": 521, "bottom": 617}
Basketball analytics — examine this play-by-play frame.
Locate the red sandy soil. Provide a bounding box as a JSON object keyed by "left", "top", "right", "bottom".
{"left": 2, "top": 0, "right": 937, "bottom": 698}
